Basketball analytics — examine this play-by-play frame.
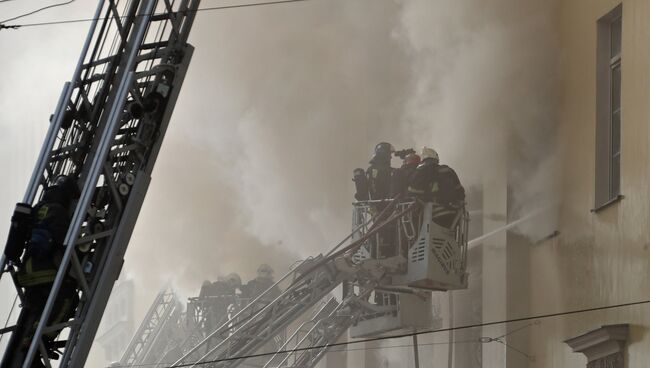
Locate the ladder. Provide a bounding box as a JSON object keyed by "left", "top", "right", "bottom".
{"left": 0, "top": 0, "right": 199, "bottom": 366}
{"left": 169, "top": 198, "right": 462, "bottom": 368}
{"left": 119, "top": 286, "right": 183, "bottom": 367}
{"left": 170, "top": 256, "right": 352, "bottom": 368}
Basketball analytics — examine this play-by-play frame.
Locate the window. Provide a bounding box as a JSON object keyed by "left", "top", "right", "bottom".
{"left": 595, "top": 4, "right": 622, "bottom": 210}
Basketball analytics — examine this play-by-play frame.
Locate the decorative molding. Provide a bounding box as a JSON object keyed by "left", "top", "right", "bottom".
{"left": 564, "top": 324, "right": 629, "bottom": 367}
{"left": 587, "top": 352, "right": 622, "bottom": 368}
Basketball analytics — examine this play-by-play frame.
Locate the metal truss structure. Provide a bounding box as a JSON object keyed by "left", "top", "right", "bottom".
{"left": 165, "top": 198, "right": 467, "bottom": 368}
{"left": 0, "top": 0, "right": 200, "bottom": 366}
{"left": 119, "top": 286, "right": 183, "bottom": 367}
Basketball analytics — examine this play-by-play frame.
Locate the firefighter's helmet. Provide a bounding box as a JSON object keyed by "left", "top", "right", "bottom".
{"left": 421, "top": 147, "right": 439, "bottom": 164}
{"left": 257, "top": 264, "right": 274, "bottom": 279}
{"left": 52, "top": 175, "right": 81, "bottom": 199}
{"left": 374, "top": 142, "right": 395, "bottom": 157}
{"left": 226, "top": 273, "right": 242, "bottom": 287}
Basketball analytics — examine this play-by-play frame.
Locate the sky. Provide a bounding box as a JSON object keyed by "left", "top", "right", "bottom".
{"left": 0, "top": 0, "right": 559, "bottom": 366}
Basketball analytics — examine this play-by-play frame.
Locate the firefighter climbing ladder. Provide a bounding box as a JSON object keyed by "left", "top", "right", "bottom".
{"left": 0, "top": 0, "right": 200, "bottom": 366}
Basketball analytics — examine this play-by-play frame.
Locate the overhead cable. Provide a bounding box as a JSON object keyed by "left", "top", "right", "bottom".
{"left": 0, "top": 0, "right": 75, "bottom": 24}
{"left": 0, "top": 0, "right": 312, "bottom": 29}
{"left": 105, "top": 298, "right": 650, "bottom": 368}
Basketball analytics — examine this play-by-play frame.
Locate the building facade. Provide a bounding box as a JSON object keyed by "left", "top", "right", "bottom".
{"left": 528, "top": 0, "right": 649, "bottom": 367}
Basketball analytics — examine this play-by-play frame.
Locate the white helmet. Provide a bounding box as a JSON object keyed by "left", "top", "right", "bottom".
{"left": 421, "top": 147, "right": 439, "bottom": 163}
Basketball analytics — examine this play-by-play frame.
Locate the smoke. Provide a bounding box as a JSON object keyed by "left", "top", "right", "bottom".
{"left": 126, "top": 0, "right": 562, "bottom": 301}
{"left": 394, "top": 0, "right": 561, "bottom": 240}
{"left": 173, "top": 0, "right": 412, "bottom": 258}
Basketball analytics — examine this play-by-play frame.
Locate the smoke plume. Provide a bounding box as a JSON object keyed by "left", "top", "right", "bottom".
{"left": 394, "top": 0, "right": 560, "bottom": 240}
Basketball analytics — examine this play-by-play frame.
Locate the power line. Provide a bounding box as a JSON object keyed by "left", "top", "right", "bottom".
{"left": 107, "top": 298, "right": 650, "bottom": 368}
{"left": 108, "top": 338, "right": 482, "bottom": 368}
{"left": 0, "top": 0, "right": 75, "bottom": 24}
{"left": 0, "top": 295, "right": 19, "bottom": 347}
{"left": 148, "top": 340, "right": 484, "bottom": 368}
{"left": 0, "top": 0, "right": 312, "bottom": 29}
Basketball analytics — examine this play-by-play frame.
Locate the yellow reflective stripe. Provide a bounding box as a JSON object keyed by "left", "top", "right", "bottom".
{"left": 17, "top": 269, "right": 57, "bottom": 286}
{"left": 17, "top": 271, "right": 56, "bottom": 286}
{"left": 17, "top": 258, "right": 57, "bottom": 287}
{"left": 36, "top": 205, "right": 49, "bottom": 221}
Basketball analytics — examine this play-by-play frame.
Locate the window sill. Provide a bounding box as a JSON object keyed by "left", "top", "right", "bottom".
{"left": 591, "top": 194, "right": 624, "bottom": 213}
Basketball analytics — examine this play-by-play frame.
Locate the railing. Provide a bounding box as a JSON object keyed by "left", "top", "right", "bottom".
{"left": 351, "top": 199, "right": 419, "bottom": 263}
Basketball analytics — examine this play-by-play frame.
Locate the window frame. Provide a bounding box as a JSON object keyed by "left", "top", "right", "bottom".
{"left": 594, "top": 4, "right": 623, "bottom": 212}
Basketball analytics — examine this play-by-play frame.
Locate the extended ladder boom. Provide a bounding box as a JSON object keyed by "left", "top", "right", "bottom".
{"left": 172, "top": 256, "right": 354, "bottom": 368}
{"left": 171, "top": 199, "right": 447, "bottom": 368}
{"left": 0, "top": 1, "right": 199, "bottom": 366}
{"left": 261, "top": 297, "right": 356, "bottom": 368}
{"left": 120, "top": 286, "right": 183, "bottom": 366}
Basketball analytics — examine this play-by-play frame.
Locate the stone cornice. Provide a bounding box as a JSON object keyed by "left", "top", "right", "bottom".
{"left": 564, "top": 324, "right": 629, "bottom": 362}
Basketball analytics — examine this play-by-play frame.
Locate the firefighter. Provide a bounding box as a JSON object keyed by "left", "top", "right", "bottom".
{"left": 352, "top": 142, "right": 395, "bottom": 201}
{"left": 241, "top": 264, "right": 281, "bottom": 302}
{"left": 391, "top": 153, "right": 421, "bottom": 197}
{"left": 352, "top": 168, "right": 369, "bottom": 201}
{"left": 199, "top": 273, "right": 241, "bottom": 336}
{"left": 3, "top": 175, "right": 80, "bottom": 366}
{"left": 408, "top": 147, "right": 465, "bottom": 228}
{"left": 199, "top": 273, "right": 241, "bottom": 298}
{"left": 366, "top": 142, "right": 395, "bottom": 200}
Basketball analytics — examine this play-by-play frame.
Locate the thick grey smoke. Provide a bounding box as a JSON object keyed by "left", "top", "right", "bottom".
{"left": 394, "top": 0, "right": 560, "bottom": 240}
{"left": 174, "top": 0, "right": 412, "bottom": 258}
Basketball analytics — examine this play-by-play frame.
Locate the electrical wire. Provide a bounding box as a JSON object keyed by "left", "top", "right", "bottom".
{"left": 495, "top": 340, "right": 534, "bottom": 361}
{"left": 495, "top": 321, "right": 538, "bottom": 340}
{"left": 0, "top": 294, "right": 19, "bottom": 346}
{"left": 109, "top": 338, "right": 482, "bottom": 368}
{"left": 0, "top": 0, "right": 75, "bottom": 24}
{"left": 0, "top": 0, "right": 312, "bottom": 29}
{"left": 105, "top": 298, "right": 650, "bottom": 368}
{"left": 172, "top": 298, "right": 650, "bottom": 367}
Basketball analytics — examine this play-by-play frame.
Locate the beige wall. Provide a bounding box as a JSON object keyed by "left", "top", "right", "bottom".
{"left": 529, "top": 0, "right": 650, "bottom": 366}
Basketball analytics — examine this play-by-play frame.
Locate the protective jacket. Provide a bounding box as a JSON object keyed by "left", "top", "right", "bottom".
{"left": 200, "top": 281, "right": 236, "bottom": 298}
{"left": 16, "top": 188, "right": 73, "bottom": 287}
{"left": 408, "top": 159, "right": 465, "bottom": 205}
{"left": 366, "top": 154, "right": 394, "bottom": 200}
{"left": 391, "top": 163, "right": 418, "bottom": 197}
